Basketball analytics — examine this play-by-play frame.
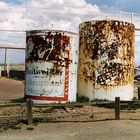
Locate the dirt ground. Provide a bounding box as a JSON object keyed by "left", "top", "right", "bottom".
{"left": 1, "top": 77, "right": 140, "bottom": 139}
{"left": 0, "top": 77, "right": 24, "bottom": 101}
{"left": 1, "top": 120, "right": 140, "bottom": 140}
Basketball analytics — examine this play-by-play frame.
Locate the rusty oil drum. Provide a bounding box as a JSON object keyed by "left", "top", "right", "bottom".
{"left": 78, "top": 20, "right": 135, "bottom": 101}
{"left": 25, "top": 30, "right": 78, "bottom": 103}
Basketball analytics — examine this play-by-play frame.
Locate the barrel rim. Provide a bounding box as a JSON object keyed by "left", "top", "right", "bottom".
{"left": 26, "top": 29, "right": 78, "bottom": 35}
{"left": 79, "top": 19, "right": 135, "bottom": 26}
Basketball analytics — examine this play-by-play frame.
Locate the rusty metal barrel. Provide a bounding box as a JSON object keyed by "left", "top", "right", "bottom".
{"left": 78, "top": 20, "right": 135, "bottom": 101}
{"left": 25, "top": 30, "right": 78, "bottom": 103}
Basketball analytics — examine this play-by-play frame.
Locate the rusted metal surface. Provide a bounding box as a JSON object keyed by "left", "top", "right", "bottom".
{"left": 25, "top": 30, "right": 78, "bottom": 103}
{"left": 78, "top": 20, "right": 135, "bottom": 101}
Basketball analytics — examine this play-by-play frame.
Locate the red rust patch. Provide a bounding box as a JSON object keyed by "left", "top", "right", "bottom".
{"left": 79, "top": 20, "right": 134, "bottom": 87}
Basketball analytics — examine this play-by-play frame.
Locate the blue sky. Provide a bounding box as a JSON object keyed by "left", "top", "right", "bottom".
{"left": 2, "top": 0, "right": 140, "bottom": 13}
{"left": 1, "top": 0, "right": 140, "bottom": 13}
{"left": 0, "top": 0, "right": 23, "bottom": 4}
{"left": 86, "top": 0, "right": 140, "bottom": 13}
{"left": 87, "top": 0, "right": 117, "bottom": 8}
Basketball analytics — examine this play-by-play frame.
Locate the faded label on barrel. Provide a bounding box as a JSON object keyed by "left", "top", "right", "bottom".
{"left": 79, "top": 20, "right": 134, "bottom": 88}
{"left": 26, "top": 31, "right": 71, "bottom": 100}
{"left": 26, "top": 62, "right": 65, "bottom": 97}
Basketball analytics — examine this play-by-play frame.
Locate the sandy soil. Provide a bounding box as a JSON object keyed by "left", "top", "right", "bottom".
{"left": 1, "top": 120, "right": 140, "bottom": 140}
{"left": 0, "top": 77, "right": 24, "bottom": 100}
{"left": 0, "top": 78, "right": 140, "bottom": 140}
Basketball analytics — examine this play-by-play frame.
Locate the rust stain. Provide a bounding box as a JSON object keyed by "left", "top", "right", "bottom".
{"left": 26, "top": 31, "right": 72, "bottom": 76}
{"left": 26, "top": 31, "right": 70, "bottom": 63}
{"left": 26, "top": 31, "right": 72, "bottom": 101}
{"left": 79, "top": 20, "right": 134, "bottom": 87}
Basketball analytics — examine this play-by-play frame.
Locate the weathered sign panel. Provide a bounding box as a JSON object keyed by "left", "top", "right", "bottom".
{"left": 25, "top": 30, "right": 78, "bottom": 103}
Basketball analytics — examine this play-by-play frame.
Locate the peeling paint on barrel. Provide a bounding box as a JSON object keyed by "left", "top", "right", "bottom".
{"left": 78, "top": 20, "right": 135, "bottom": 101}
{"left": 25, "top": 30, "right": 78, "bottom": 103}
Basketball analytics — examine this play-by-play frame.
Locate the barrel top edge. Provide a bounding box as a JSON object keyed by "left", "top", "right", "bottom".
{"left": 26, "top": 29, "right": 78, "bottom": 35}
